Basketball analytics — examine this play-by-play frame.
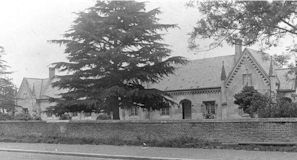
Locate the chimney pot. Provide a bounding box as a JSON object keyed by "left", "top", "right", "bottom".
{"left": 234, "top": 39, "right": 242, "bottom": 64}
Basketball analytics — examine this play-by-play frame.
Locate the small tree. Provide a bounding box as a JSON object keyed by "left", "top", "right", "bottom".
{"left": 234, "top": 86, "right": 270, "bottom": 118}
{"left": 0, "top": 78, "right": 17, "bottom": 114}
{"left": 0, "top": 47, "right": 17, "bottom": 116}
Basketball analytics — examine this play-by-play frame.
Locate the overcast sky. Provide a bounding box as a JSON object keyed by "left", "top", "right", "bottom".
{"left": 0, "top": 0, "right": 289, "bottom": 87}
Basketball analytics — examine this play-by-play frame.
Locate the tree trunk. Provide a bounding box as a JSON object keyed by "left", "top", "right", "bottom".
{"left": 110, "top": 96, "right": 120, "bottom": 120}
{"left": 112, "top": 106, "right": 120, "bottom": 120}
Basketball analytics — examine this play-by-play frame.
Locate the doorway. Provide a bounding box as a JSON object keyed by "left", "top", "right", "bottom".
{"left": 180, "top": 99, "right": 192, "bottom": 119}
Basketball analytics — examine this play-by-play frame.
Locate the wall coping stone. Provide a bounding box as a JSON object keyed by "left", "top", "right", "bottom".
{"left": 63, "top": 118, "right": 297, "bottom": 124}
{"left": 0, "top": 118, "right": 297, "bottom": 124}
{"left": 0, "top": 120, "right": 46, "bottom": 123}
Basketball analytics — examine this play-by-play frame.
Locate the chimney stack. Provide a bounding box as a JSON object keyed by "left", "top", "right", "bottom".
{"left": 234, "top": 39, "right": 242, "bottom": 64}
{"left": 49, "top": 67, "right": 55, "bottom": 79}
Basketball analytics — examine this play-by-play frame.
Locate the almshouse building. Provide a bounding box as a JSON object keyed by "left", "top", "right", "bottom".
{"left": 16, "top": 45, "right": 297, "bottom": 120}
{"left": 16, "top": 68, "right": 98, "bottom": 120}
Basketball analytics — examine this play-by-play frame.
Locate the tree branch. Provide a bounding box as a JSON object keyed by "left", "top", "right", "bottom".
{"left": 280, "top": 19, "right": 297, "bottom": 32}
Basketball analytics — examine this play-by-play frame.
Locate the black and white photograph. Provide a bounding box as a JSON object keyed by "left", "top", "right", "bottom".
{"left": 1, "top": 0, "right": 297, "bottom": 159}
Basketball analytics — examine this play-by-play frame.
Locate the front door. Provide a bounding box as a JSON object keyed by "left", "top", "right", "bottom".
{"left": 181, "top": 100, "right": 192, "bottom": 119}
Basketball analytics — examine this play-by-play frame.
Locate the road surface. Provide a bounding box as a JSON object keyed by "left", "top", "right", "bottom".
{"left": 0, "top": 142, "right": 297, "bottom": 160}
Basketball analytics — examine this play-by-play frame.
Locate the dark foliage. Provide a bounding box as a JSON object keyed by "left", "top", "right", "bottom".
{"left": 188, "top": 1, "right": 297, "bottom": 51}
{"left": 234, "top": 86, "right": 297, "bottom": 118}
{"left": 0, "top": 113, "right": 12, "bottom": 121}
{"left": 96, "top": 113, "right": 111, "bottom": 120}
{"left": 48, "top": 1, "right": 187, "bottom": 118}
{"left": 234, "top": 86, "right": 270, "bottom": 117}
{"left": 0, "top": 47, "right": 17, "bottom": 115}
{"left": 259, "top": 97, "right": 297, "bottom": 118}
{"left": 14, "top": 113, "right": 32, "bottom": 121}
{"left": 59, "top": 113, "right": 71, "bottom": 120}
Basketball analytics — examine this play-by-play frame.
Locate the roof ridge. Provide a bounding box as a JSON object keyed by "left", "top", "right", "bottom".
{"left": 24, "top": 77, "right": 48, "bottom": 80}
{"left": 246, "top": 48, "right": 270, "bottom": 55}
{"left": 190, "top": 54, "right": 234, "bottom": 61}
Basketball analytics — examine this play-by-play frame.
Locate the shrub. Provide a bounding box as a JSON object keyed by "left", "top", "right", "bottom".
{"left": 259, "top": 98, "right": 297, "bottom": 118}
{"left": 96, "top": 113, "right": 111, "bottom": 120}
{"left": 31, "top": 110, "right": 41, "bottom": 120}
{"left": 234, "top": 86, "right": 270, "bottom": 117}
{"left": 0, "top": 113, "right": 12, "bottom": 121}
{"left": 14, "top": 113, "right": 32, "bottom": 121}
{"left": 59, "top": 113, "right": 71, "bottom": 120}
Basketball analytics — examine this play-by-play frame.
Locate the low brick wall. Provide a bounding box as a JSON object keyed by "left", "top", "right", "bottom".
{"left": 0, "top": 118, "right": 297, "bottom": 144}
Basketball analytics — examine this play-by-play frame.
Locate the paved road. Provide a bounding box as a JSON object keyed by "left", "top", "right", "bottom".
{"left": 0, "top": 151, "right": 119, "bottom": 160}
{"left": 0, "top": 142, "right": 297, "bottom": 160}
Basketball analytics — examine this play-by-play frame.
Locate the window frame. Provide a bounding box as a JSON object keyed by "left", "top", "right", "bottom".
{"left": 243, "top": 73, "right": 252, "bottom": 86}
{"left": 160, "top": 107, "right": 170, "bottom": 116}
{"left": 202, "top": 101, "right": 216, "bottom": 119}
{"left": 129, "top": 106, "right": 138, "bottom": 116}
{"left": 46, "top": 112, "right": 52, "bottom": 117}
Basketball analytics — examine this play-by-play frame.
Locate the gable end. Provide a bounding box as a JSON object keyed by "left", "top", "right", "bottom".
{"left": 17, "top": 79, "right": 34, "bottom": 99}
{"left": 225, "top": 49, "right": 270, "bottom": 88}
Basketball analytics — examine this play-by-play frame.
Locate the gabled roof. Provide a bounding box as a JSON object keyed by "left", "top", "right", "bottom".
{"left": 247, "top": 48, "right": 272, "bottom": 74}
{"left": 248, "top": 49, "right": 297, "bottom": 91}
{"left": 150, "top": 48, "right": 279, "bottom": 91}
{"left": 19, "top": 47, "right": 294, "bottom": 96}
{"left": 18, "top": 77, "right": 65, "bottom": 100}
{"left": 25, "top": 78, "right": 49, "bottom": 99}
{"left": 149, "top": 55, "right": 234, "bottom": 91}
{"left": 225, "top": 48, "right": 272, "bottom": 87}
{"left": 41, "top": 78, "right": 66, "bottom": 99}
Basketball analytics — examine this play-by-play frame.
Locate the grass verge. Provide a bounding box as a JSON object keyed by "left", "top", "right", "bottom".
{"left": 0, "top": 135, "right": 297, "bottom": 152}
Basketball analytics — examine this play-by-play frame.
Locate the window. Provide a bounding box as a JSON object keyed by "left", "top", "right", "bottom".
{"left": 161, "top": 107, "right": 170, "bottom": 116}
{"left": 23, "top": 108, "right": 29, "bottom": 114}
{"left": 129, "top": 107, "right": 138, "bottom": 116}
{"left": 203, "top": 101, "right": 216, "bottom": 119}
{"left": 84, "top": 112, "right": 91, "bottom": 117}
{"left": 243, "top": 74, "right": 252, "bottom": 86}
{"left": 46, "top": 112, "right": 52, "bottom": 117}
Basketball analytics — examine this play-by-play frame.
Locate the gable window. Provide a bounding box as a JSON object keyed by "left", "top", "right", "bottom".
{"left": 129, "top": 107, "right": 138, "bottom": 116}
{"left": 160, "top": 107, "right": 170, "bottom": 116}
{"left": 243, "top": 74, "right": 252, "bottom": 86}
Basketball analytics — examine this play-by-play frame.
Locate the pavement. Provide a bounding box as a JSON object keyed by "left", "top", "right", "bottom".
{"left": 0, "top": 151, "right": 119, "bottom": 160}
{"left": 0, "top": 142, "right": 297, "bottom": 160}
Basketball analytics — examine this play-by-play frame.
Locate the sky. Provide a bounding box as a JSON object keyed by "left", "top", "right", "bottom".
{"left": 0, "top": 0, "right": 290, "bottom": 88}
